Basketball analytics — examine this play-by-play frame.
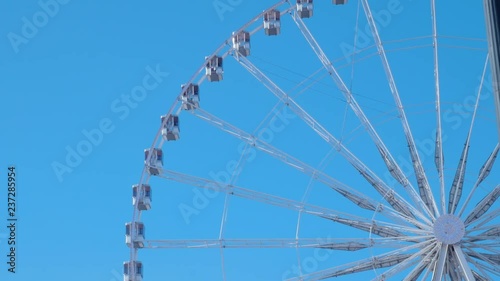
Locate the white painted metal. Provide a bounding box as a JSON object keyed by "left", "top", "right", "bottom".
{"left": 232, "top": 53, "right": 429, "bottom": 224}
{"left": 143, "top": 237, "right": 416, "bottom": 250}
{"left": 453, "top": 245, "right": 476, "bottom": 281}
{"left": 290, "top": 9, "right": 434, "bottom": 220}
{"left": 124, "top": 1, "right": 500, "bottom": 280}
{"left": 450, "top": 55, "right": 490, "bottom": 215}
{"left": 361, "top": 0, "right": 439, "bottom": 217}
{"left": 484, "top": 0, "right": 500, "bottom": 142}
{"left": 430, "top": 0, "right": 446, "bottom": 216}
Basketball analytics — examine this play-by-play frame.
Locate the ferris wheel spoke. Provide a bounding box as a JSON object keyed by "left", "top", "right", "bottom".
{"left": 464, "top": 185, "right": 500, "bottom": 225}
{"left": 288, "top": 8, "right": 433, "bottom": 220}
{"left": 473, "top": 253, "right": 500, "bottom": 266}
{"left": 286, "top": 240, "right": 433, "bottom": 281}
{"left": 357, "top": 170, "right": 420, "bottom": 222}
{"left": 419, "top": 259, "right": 434, "bottom": 281}
{"left": 465, "top": 224, "right": 500, "bottom": 240}
{"left": 471, "top": 259, "right": 500, "bottom": 276}
{"left": 466, "top": 248, "right": 500, "bottom": 263}
{"left": 448, "top": 142, "right": 469, "bottom": 215}
{"left": 473, "top": 272, "right": 491, "bottom": 281}
{"left": 190, "top": 107, "right": 432, "bottom": 228}
{"left": 466, "top": 208, "right": 500, "bottom": 233}
{"left": 157, "top": 168, "right": 350, "bottom": 220}
{"left": 190, "top": 108, "right": 376, "bottom": 213}
{"left": 402, "top": 245, "right": 439, "bottom": 281}
{"left": 141, "top": 237, "right": 419, "bottom": 250}
{"left": 451, "top": 245, "right": 476, "bottom": 281}
{"left": 468, "top": 256, "right": 496, "bottom": 281}
{"left": 472, "top": 270, "right": 493, "bottom": 281}
{"left": 463, "top": 234, "right": 500, "bottom": 245}
{"left": 214, "top": 103, "right": 296, "bottom": 276}
{"left": 463, "top": 248, "right": 500, "bottom": 275}
{"left": 361, "top": 0, "right": 439, "bottom": 217}
{"left": 372, "top": 242, "right": 437, "bottom": 281}
{"left": 478, "top": 225, "right": 500, "bottom": 237}
{"left": 465, "top": 236, "right": 500, "bottom": 245}
{"left": 459, "top": 143, "right": 500, "bottom": 217}
{"left": 431, "top": 244, "right": 449, "bottom": 281}
{"left": 464, "top": 241, "right": 500, "bottom": 255}
{"left": 328, "top": 216, "right": 432, "bottom": 237}
{"left": 472, "top": 268, "right": 492, "bottom": 281}
{"left": 476, "top": 143, "right": 500, "bottom": 186}
{"left": 430, "top": 0, "right": 446, "bottom": 215}
{"left": 443, "top": 252, "right": 460, "bottom": 281}
{"left": 156, "top": 168, "right": 425, "bottom": 236}
{"left": 230, "top": 53, "right": 431, "bottom": 225}
{"left": 449, "top": 55, "right": 490, "bottom": 215}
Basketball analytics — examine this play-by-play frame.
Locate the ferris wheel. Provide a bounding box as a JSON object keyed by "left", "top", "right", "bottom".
{"left": 124, "top": 0, "right": 500, "bottom": 280}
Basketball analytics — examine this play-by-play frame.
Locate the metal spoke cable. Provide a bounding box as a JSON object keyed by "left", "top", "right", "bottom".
{"left": 156, "top": 167, "right": 426, "bottom": 235}
{"left": 465, "top": 256, "right": 496, "bottom": 280}
{"left": 432, "top": 244, "right": 449, "bottom": 281}
{"left": 458, "top": 143, "right": 499, "bottom": 217}
{"left": 462, "top": 247, "right": 500, "bottom": 274}
{"left": 464, "top": 238, "right": 500, "bottom": 253}
{"left": 362, "top": 0, "right": 439, "bottom": 217}
{"left": 431, "top": 0, "right": 446, "bottom": 215}
{"left": 464, "top": 185, "right": 500, "bottom": 225}
{"left": 285, "top": 239, "right": 435, "bottom": 281}
{"left": 142, "top": 237, "right": 424, "bottom": 250}
{"left": 403, "top": 245, "right": 438, "bottom": 281}
{"left": 373, "top": 242, "right": 437, "bottom": 281}
{"left": 232, "top": 51, "right": 431, "bottom": 225}
{"left": 449, "top": 55, "right": 490, "bottom": 215}
{"left": 288, "top": 8, "right": 434, "bottom": 220}
{"left": 465, "top": 208, "right": 500, "bottom": 234}
{"left": 190, "top": 107, "right": 430, "bottom": 229}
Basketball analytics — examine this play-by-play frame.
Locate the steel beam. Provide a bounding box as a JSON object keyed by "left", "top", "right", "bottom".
{"left": 484, "top": 0, "right": 500, "bottom": 140}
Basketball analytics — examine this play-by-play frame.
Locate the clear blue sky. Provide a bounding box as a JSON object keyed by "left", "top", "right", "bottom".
{"left": 0, "top": 1, "right": 497, "bottom": 280}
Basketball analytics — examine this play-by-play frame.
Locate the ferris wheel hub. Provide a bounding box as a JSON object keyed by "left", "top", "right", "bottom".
{"left": 433, "top": 214, "right": 465, "bottom": 245}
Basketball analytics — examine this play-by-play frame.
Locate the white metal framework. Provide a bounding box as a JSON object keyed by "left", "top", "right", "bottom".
{"left": 484, "top": 0, "right": 500, "bottom": 141}
{"left": 125, "top": 1, "right": 499, "bottom": 280}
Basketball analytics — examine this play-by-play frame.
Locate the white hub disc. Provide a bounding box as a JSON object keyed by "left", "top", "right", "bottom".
{"left": 433, "top": 214, "right": 465, "bottom": 245}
